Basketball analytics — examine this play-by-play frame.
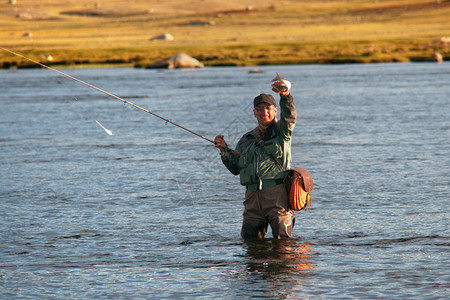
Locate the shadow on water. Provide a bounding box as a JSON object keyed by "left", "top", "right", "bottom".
{"left": 244, "top": 238, "right": 315, "bottom": 274}
{"left": 236, "top": 238, "right": 316, "bottom": 298}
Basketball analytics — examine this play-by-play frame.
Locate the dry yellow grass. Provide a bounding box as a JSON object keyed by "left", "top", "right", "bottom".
{"left": 1, "top": 0, "right": 449, "bottom": 67}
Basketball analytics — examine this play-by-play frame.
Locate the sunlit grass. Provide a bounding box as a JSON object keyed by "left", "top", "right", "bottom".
{"left": 1, "top": 0, "right": 449, "bottom": 68}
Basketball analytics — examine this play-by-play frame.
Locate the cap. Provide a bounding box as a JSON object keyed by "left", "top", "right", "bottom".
{"left": 253, "top": 94, "right": 276, "bottom": 107}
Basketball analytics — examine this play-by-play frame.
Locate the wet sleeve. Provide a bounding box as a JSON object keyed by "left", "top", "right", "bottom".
{"left": 279, "top": 94, "right": 297, "bottom": 141}
{"left": 220, "top": 144, "right": 241, "bottom": 176}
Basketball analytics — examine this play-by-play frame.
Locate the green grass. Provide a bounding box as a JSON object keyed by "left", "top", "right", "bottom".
{"left": 1, "top": 0, "right": 449, "bottom": 68}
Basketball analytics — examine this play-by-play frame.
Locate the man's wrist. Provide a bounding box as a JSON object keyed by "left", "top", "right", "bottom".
{"left": 220, "top": 146, "right": 231, "bottom": 158}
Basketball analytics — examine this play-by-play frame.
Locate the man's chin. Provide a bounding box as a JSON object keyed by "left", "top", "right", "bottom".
{"left": 259, "top": 120, "right": 274, "bottom": 128}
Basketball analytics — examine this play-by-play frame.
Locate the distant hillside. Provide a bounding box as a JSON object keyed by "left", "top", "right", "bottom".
{"left": 1, "top": 0, "right": 449, "bottom": 67}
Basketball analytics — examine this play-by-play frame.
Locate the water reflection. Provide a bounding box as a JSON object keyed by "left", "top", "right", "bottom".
{"left": 241, "top": 239, "right": 315, "bottom": 298}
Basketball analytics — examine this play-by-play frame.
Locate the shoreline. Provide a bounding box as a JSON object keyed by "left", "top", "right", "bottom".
{"left": 1, "top": 41, "right": 446, "bottom": 70}
{"left": 2, "top": 59, "right": 445, "bottom": 70}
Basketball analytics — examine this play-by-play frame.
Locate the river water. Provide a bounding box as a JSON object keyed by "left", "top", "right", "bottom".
{"left": 0, "top": 63, "right": 448, "bottom": 299}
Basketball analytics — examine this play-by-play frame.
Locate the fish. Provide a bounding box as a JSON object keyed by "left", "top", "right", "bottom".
{"left": 271, "top": 72, "right": 285, "bottom": 82}
{"left": 271, "top": 72, "right": 291, "bottom": 92}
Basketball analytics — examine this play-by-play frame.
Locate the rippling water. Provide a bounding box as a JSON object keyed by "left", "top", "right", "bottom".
{"left": 1, "top": 63, "right": 449, "bottom": 299}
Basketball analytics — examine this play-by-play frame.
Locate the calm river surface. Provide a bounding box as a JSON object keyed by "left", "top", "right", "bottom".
{"left": 1, "top": 63, "right": 449, "bottom": 299}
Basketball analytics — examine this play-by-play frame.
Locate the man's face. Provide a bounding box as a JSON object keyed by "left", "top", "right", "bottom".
{"left": 253, "top": 103, "right": 277, "bottom": 128}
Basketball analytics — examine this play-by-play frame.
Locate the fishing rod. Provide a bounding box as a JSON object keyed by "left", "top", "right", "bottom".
{"left": 0, "top": 47, "right": 215, "bottom": 144}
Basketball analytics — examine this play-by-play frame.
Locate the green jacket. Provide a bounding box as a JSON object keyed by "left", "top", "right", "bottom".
{"left": 221, "top": 94, "right": 297, "bottom": 191}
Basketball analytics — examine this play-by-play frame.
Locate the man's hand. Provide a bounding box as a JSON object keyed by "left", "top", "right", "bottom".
{"left": 214, "top": 135, "right": 227, "bottom": 150}
{"left": 272, "top": 80, "right": 291, "bottom": 96}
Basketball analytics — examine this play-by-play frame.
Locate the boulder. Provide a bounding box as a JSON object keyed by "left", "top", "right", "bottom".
{"left": 17, "top": 12, "right": 33, "bottom": 20}
{"left": 429, "top": 52, "right": 443, "bottom": 63}
{"left": 42, "top": 54, "right": 54, "bottom": 62}
{"left": 432, "top": 37, "right": 450, "bottom": 46}
{"left": 146, "top": 53, "right": 204, "bottom": 69}
{"left": 149, "top": 33, "right": 173, "bottom": 41}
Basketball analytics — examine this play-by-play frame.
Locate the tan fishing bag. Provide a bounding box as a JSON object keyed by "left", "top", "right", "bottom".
{"left": 285, "top": 167, "right": 314, "bottom": 211}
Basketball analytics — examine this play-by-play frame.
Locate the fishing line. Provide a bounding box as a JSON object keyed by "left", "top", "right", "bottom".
{"left": 0, "top": 47, "right": 215, "bottom": 144}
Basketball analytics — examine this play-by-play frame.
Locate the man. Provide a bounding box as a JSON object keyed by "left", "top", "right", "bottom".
{"left": 214, "top": 76, "right": 297, "bottom": 239}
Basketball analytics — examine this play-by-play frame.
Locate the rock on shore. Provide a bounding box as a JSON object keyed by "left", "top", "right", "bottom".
{"left": 146, "top": 53, "right": 204, "bottom": 69}
{"left": 429, "top": 52, "right": 443, "bottom": 63}
{"left": 149, "top": 33, "right": 174, "bottom": 41}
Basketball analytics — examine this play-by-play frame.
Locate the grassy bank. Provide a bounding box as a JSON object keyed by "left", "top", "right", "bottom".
{"left": 1, "top": 0, "right": 449, "bottom": 68}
